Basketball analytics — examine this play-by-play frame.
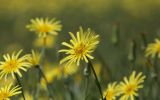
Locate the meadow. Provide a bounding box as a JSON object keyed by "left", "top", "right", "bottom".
{"left": 0, "top": 0, "right": 160, "bottom": 100}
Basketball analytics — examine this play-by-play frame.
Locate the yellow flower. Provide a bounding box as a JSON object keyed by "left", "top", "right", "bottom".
{"left": 20, "top": 92, "right": 33, "bottom": 100}
{"left": 145, "top": 39, "right": 160, "bottom": 58}
{"left": 40, "top": 64, "right": 62, "bottom": 89}
{"left": 33, "top": 35, "right": 56, "bottom": 48}
{"left": 0, "top": 84, "right": 21, "bottom": 100}
{"left": 103, "top": 82, "right": 119, "bottom": 100}
{"left": 41, "top": 63, "right": 78, "bottom": 89}
{"left": 28, "top": 50, "right": 40, "bottom": 66}
{"left": 0, "top": 50, "right": 31, "bottom": 79}
{"left": 26, "top": 17, "right": 62, "bottom": 37}
{"left": 63, "top": 64, "right": 79, "bottom": 78}
{"left": 118, "top": 71, "right": 146, "bottom": 100}
{"left": 59, "top": 27, "right": 99, "bottom": 67}
{"left": 94, "top": 62, "right": 102, "bottom": 77}
{"left": 0, "top": 76, "right": 15, "bottom": 87}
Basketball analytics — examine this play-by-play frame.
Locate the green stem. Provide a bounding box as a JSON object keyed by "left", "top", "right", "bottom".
{"left": 15, "top": 73, "right": 25, "bottom": 100}
{"left": 88, "top": 59, "right": 103, "bottom": 99}
{"left": 35, "top": 37, "right": 46, "bottom": 99}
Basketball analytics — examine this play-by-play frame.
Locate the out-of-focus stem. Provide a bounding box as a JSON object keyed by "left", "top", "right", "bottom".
{"left": 88, "top": 59, "right": 103, "bottom": 100}
{"left": 128, "top": 40, "right": 136, "bottom": 63}
{"left": 43, "top": 36, "right": 47, "bottom": 47}
{"left": 128, "top": 40, "right": 136, "bottom": 71}
{"left": 111, "top": 22, "right": 120, "bottom": 45}
{"left": 35, "top": 37, "right": 47, "bottom": 99}
{"left": 15, "top": 73, "right": 25, "bottom": 100}
{"left": 36, "top": 65, "right": 54, "bottom": 99}
{"left": 140, "top": 32, "right": 147, "bottom": 50}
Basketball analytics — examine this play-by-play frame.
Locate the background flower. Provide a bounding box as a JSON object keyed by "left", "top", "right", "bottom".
{"left": 26, "top": 17, "right": 62, "bottom": 37}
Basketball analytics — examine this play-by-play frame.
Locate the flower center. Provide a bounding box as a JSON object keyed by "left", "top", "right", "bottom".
{"left": 38, "top": 24, "right": 52, "bottom": 33}
{"left": 5, "top": 60, "right": 18, "bottom": 72}
{"left": 74, "top": 43, "right": 87, "bottom": 56}
{"left": 156, "top": 44, "right": 160, "bottom": 52}
{"left": 106, "top": 90, "right": 113, "bottom": 100}
{"left": 125, "top": 84, "right": 135, "bottom": 94}
{"left": 0, "top": 92, "right": 10, "bottom": 99}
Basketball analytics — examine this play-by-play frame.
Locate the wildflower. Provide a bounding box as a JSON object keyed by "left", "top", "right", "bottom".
{"left": 118, "top": 71, "right": 146, "bottom": 100}
{"left": 28, "top": 50, "right": 40, "bottom": 66}
{"left": 102, "top": 82, "right": 119, "bottom": 100}
{"left": 33, "top": 35, "right": 56, "bottom": 48}
{"left": 94, "top": 62, "right": 102, "bottom": 77}
{"left": 0, "top": 76, "right": 15, "bottom": 87}
{"left": 145, "top": 39, "right": 160, "bottom": 58}
{"left": 0, "top": 50, "right": 31, "bottom": 79}
{"left": 63, "top": 64, "right": 79, "bottom": 78}
{"left": 0, "top": 84, "right": 21, "bottom": 100}
{"left": 59, "top": 27, "right": 99, "bottom": 67}
{"left": 41, "top": 63, "right": 78, "bottom": 89}
{"left": 26, "top": 17, "right": 62, "bottom": 37}
{"left": 20, "top": 92, "right": 33, "bottom": 100}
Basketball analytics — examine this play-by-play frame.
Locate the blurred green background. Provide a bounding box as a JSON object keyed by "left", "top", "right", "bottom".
{"left": 0, "top": 0, "right": 160, "bottom": 99}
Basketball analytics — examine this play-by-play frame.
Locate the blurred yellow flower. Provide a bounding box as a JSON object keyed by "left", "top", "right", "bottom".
{"left": 41, "top": 63, "right": 78, "bottom": 89}
{"left": 59, "top": 27, "right": 99, "bottom": 67}
{"left": 0, "top": 84, "right": 21, "bottom": 100}
{"left": 145, "top": 39, "right": 160, "bottom": 58}
{"left": 118, "top": 71, "right": 146, "bottom": 100}
{"left": 102, "top": 82, "right": 119, "bottom": 100}
{"left": 0, "top": 76, "right": 15, "bottom": 87}
{"left": 94, "top": 62, "right": 102, "bottom": 77}
{"left": 33, "top": 35, "right": 56, "bottom": 48}
{"left": 63, "top": 64, "right": 79, "bottom": 78}
{"left": 0, "top": 50, "right": 31, "bottom": 79}
{"left": 26, "top": 17, "right": 62, "bottom": 37}
{"left": 20, "top": 92, "right": 33, "bottom": 100}
{"left": 28, "top": 50, "right": 40, "bottom": 66}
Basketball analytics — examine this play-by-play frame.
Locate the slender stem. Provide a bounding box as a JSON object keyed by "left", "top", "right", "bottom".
{"left": 43, "top": 37, "right": 47, "bottom": 47}
{"left": 35, "top": 37, "right": 47, "bottom": 99}
{"left": 36, "top": 66, "right": 54, "bottom": 99}
{"left": 88, "top": 59, "right": 103, "bottom": 99}
{"left": 15, "top": 73, "right": 25, "bottom": 100}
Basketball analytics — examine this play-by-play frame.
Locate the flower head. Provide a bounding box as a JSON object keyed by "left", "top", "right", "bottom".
{"left": 0, "top": 76, "right": 15, "bottom": 87}
{"left": 26, "top": 17, "right": 62, "bottom": 37}
{"left": 118, "top": 71, "right": 146, "bottom": 100}
{"left": 59, "top": 27, "right": 99, "bottom": 67}
{"left": 20, "top": 92, "right": 33, "bottom": 100}
{"left": 28, "top": 50, "right": 41, "bottom": 66}
{"left": 0, "top": 50, "right": 31, "bottom": 79}
{"left": 102, "top": 82, "right": 120, "bottom": 100}
{"left": 41, "top": 63, "right": 78, "bottom": 89}
{"left": 145, "top": 39, "right": 160, "bottom": 58}
{"left": 0, "top": 84, "right": 21, "bottom": 100}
